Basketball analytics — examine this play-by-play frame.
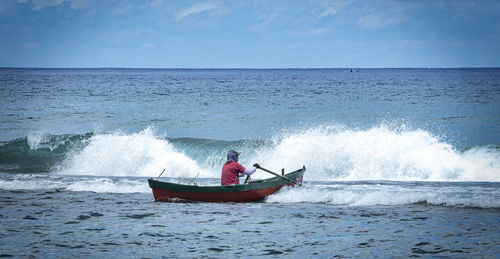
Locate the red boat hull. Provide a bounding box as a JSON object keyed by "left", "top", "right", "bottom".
{"left": 148, "top": 167, "right": 305, "bottom": 202}
{"left": 151, "top": 184, "right": 286, "bottom": 202}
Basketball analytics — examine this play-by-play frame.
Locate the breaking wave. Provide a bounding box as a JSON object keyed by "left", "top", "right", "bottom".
{"left": 0, "top": 125, "right": 499, "bottom": 182}
{"left": 251, "top": 126, "right": 500, "bottom": 182}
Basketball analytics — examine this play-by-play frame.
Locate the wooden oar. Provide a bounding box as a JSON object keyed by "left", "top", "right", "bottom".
{"left": 258, "top": 166, "right": 301, "bottom": 186}
{"left": 156, "top": 169, "right": 166, "bottom": 181}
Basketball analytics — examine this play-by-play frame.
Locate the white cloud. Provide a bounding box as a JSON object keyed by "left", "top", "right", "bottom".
{"left": 440, "top": 1, "right": 478, "bottom": 10}
{"left": 357, "top": 11, "right": 407, "bottom": 29}
{"left": 140, "top": 43, "right": 155, "bottom": 49}
{"left": 289, "top": 28, "right": 327, "bottom": 36}
{"left": 149, "top": 0, "right": 162, "bottom": 9}
{"left": 18, "top": 0, "right": 90, "bottom": 10}
{"left": 110, "top": 2, "right": 133, "bottom": 16}
{"left": 69, "top": 0, "right": 90, "bottom": 10}
{"left": 355, "top": 1, "right": 414, "bottom": 29}
{"left": 254, "top": 9, "right": 283, "bottom": 28}
{"left": 20, "top": 0, "right": 63, "bottom": 10}
{"left": 317, "top": 0, "right": 354, "bottom": 18}
{"left": 174, "top": 1, "right": 222, "bottom": 21}
{"left": 437, "top": 0, "right": 494, "bottom": 22}
{"left": 310, "top": 28, "right": 327, "bottom": 35}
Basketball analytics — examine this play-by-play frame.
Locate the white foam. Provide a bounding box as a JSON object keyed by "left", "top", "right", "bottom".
{"left": 0, "top": 174, "right": 150, "bottom": 193}
{"left": 266, "top": 184, "right": 500, "bottom": 208}
{"left": 27, "top": 131, "right": 48, "bottom": 150}
{"left": 66, "top": 178, "right": 150, "bottom": 193}
{"left": 27, "top": 131, "right": 71, "bottom": 151}
{"left": 1, "top": 173, "right": 498, "bottom": 208}
{"left": 58, "top": 128, "right": 213, "bottom": 178}
{"left": 0, "top": 176, "right": 65, "bottom": 190}
{"left": 251, "top": 125, "right": 500, "bottom": 182}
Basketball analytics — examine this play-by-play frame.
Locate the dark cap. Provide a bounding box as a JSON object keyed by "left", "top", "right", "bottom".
{"left": 227, "top": 149, "right": 240, "bottom": 162}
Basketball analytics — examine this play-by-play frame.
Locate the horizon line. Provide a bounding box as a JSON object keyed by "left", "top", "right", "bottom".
{"left": 1, "top": 66, "right": 500, "bottom": 70}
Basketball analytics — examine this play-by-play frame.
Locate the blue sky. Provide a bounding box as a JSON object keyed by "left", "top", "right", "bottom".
{"left": 1, "top": 0, "right": 499, "bottom": 68}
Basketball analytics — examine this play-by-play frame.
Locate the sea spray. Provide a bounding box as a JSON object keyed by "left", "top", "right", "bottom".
{"left": 250, "top": 125, "right": 500, "bottom": 182}
{"left": 3, "top": 125, "right": 499, "bottom": 182}
{"left": 58, "top": 128, "right": 208, "bottom": 178}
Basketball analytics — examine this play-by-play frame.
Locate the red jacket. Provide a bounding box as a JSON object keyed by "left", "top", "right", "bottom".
{"left": 221, "top": 161, "right": 246, "bottom": 185}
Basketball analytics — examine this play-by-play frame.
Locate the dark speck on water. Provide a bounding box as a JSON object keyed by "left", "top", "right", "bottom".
{"left": 121, "top": 213, "right": 156, "bottom": 219}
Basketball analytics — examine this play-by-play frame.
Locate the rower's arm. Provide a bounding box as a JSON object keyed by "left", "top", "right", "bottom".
{"left": 239, "top": 166, "right": 257, "bottom": 177}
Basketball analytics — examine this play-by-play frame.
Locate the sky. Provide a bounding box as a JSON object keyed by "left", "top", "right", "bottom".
{"left": 1, "top": 0, "right": 499, "bottom": 68}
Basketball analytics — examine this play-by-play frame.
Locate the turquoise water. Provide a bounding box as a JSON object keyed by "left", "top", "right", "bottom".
{"left": 0, "top": 68, "right": 499, "bottom": 257}
{"left": 1, "top": 68, "right": 499, "bottom": 146}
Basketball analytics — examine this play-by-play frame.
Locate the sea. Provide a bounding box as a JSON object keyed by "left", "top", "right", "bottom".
{"left": 0, "top": 68, "right": 499, "bottom": 258}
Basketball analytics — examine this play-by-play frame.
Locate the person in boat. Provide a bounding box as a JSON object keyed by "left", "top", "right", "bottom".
{"left": 221, "top": 150, "right": 260, "bottom": 185}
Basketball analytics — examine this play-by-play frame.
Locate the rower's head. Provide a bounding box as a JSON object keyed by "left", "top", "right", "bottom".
{"left": 227, "top": 150, "right": 240, "bottom": 162}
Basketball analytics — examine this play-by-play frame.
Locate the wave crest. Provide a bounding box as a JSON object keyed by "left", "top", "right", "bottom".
{"left": 2, "top": 125, "right": 499, "bottom": 182}
{"left": 252, "top": 126, "right": 500, "bottom": 182}
{"left": 58, "top": 128, "right": 206, "bottom": 178}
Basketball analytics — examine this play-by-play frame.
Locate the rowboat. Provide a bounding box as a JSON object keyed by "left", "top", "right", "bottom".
{"left": 148, "top": 166, "right": 305, "bottom": 202}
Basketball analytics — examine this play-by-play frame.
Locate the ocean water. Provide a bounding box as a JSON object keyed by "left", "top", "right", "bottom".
{"left": 0, "top": 68, "right": 499, "bottom": 257}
